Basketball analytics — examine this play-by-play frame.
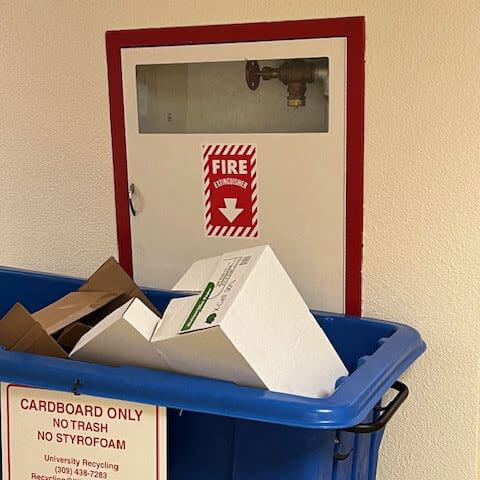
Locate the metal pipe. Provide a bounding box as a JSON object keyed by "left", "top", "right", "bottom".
{"left": 245, "top": 59, "right": 328, "bottom": 106}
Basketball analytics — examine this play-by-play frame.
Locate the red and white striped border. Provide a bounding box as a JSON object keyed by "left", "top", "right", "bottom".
{"left": 203, "top": 144, "right": 258, "bottom": 238}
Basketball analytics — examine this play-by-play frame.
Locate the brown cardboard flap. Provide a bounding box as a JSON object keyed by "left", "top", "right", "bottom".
{"left": 0, "top": 304, "right": 67, "bottom": 358}
{"left": 79, "top": 256, "right": 160, "bottom": 315}
{"left": 33, "top": 291, "right": 121, "bottom": 335}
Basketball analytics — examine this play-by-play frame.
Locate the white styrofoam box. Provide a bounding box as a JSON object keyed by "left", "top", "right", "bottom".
{"left": 70, "top": 298, "right": 169, "bottom": 371}
{"left": 152, "top": 245, "right": 348, "bottom": 398}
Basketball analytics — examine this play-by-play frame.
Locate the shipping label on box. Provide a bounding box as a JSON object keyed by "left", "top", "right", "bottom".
{"left": 1, "top": 383, "right": 166, "bottom": 480}
{"left": 179, "top": 252, "right": 255, "bottom": 333}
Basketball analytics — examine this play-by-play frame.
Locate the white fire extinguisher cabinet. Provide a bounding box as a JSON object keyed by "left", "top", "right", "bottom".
{"left": 106, "top": 17, "right": 365, "bottom": 315}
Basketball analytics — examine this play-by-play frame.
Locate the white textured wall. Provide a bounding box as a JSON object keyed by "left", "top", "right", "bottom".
{"left": 1, "top": 2, "right": 479, "bottom": 479}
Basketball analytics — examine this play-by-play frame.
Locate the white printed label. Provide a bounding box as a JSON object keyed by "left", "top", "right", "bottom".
{"left": 1, "top": 383, "right": 166, "bottom": 480}
{"left": 179, "top": 253, "right": 253, "bottom": 333}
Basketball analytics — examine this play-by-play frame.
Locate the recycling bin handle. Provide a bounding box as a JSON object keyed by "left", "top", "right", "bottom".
{"left": 342, "top": 381, "right": 409, "bottom": 434}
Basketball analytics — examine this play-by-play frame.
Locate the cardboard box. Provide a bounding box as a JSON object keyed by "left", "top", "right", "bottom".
{"left": 70, "top": 298, "right": 169, "bottom": 371}
{"left": 33, "top": 291, "right": 121, "bottom": 335}
{"left": 152, "top": 245, "right": 348, "bottom": 398}
{"left": 33, "top": 256, "right": 160, "bottom": 334}
{"left": 0, "top": 257, "right": 158, "bottom": 357}
{"left": 0, "top": 304, "right": 67, "bottom": 358}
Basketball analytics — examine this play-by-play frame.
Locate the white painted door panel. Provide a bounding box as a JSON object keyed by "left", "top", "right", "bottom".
{"left": 121, "top": 38, "right": 346, "bottom": 312}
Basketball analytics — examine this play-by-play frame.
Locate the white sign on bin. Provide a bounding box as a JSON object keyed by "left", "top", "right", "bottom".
{"left": 1, "top": 384, "right": 166, "bottom": 480}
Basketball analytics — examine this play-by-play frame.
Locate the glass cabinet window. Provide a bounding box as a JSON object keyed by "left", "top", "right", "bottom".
{"left": 136, "top": 58, "right": 329, "bottom": 134}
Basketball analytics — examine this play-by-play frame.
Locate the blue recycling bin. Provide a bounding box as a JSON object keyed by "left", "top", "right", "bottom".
{"left": 0, "top": 266, "right": 425, "bottom": 480}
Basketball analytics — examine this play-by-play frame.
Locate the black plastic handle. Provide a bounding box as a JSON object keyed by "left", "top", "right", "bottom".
{"left": 343, "top": 381, "right": 409, "bottom": 434}
{"left": 128, "top": 183, "right": 137, "bottom": 217}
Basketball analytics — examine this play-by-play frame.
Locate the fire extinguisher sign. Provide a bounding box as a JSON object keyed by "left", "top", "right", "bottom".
{"left": 203, "top": 144, "right": 258, "bottom": 238}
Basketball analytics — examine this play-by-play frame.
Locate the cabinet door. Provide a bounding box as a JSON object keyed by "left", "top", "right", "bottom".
{"left": 110, "top": 24, "right": 363, "bottom": 315}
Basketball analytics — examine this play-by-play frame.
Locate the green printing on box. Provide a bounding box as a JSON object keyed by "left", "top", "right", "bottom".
{"left": 181, "top": 282, "right": 215, "bottom": 332}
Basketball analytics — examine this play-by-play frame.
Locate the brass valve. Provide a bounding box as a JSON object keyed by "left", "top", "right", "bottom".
{"left": 246, "top": 59, "right": 320, "bottom": 107}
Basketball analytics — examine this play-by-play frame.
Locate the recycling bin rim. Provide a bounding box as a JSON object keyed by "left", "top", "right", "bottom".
{"left": 0, "top": 266, "right": 426, "bottom": 430}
